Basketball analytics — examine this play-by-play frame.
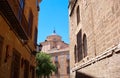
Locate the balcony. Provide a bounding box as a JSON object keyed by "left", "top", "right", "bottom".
{"left": 0, "top": 0, "right": 29, "bottom": 40}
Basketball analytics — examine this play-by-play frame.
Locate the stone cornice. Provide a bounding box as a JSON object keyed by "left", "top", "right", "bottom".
{"left": 71, "top": 43, "right": 120, "bottom": 72}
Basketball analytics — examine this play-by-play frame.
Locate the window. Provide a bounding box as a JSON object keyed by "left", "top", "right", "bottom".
{"left": 0, "top": 36, "right": 4, "bottom": 65}
{"left": 30, "top": 66, "right": 35, "bottom": 78}
{"left": 77, "top": 29, "right": 83, "bottom": 61}
{"left": 67, "top": 66, "right": 70, "bottom": 74}
{"left": 32, "top": 67, "right": 35, "bottom": 78}
{"left": 20, "top": 0, "right": 24, "bottom": 9}
{"left": 66, "top": 54, "right": 70, "bottom": 61}
{"left": 11, "top": 49, "right": 21, "bottom": 78}
{"left": 18, "top": 0, "right": 25, "bottom": 22}
{"left": 55, "top": 58, "right": 59, "bottom": 75}
{"left": 53, "top": 41, "right": 57, "bottom": 49}
{"left": 66, "top": 55, "right": 70, "bottom": 74}
{"left": 24, "top": 60, "right": 29, "bottom": 78}
{"left": 21, "top": 58, "right": 24, "bottom": 68}
{"left": 83, "top": 34, "right": 87, "bottom": 57}
{"left": 34, "top": 27, "right": 38, "bottom": 46}
{"left": 28, "top": 9, "right": 33, "bottom": 38}
{"left": 55, "top": 56, "right": 58, "bottom": 63}
{"left": 4, "top": 45, "right": 10, "bottom": 63}
{"left": 76, "top": 6, "right": 80, "bottom": 25}
{"left": 36, "top": 0, "right": 39, "bottom": 11}
{"left": 67, "top": 54, "right": 69, "bottom": 60}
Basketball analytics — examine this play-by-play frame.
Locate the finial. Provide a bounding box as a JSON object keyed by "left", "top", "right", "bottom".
{"left": 52, "top": 27, "right": 57, "bottom": 35}
{"left": 53, "top": 27, "right": 56, "bottom": 34}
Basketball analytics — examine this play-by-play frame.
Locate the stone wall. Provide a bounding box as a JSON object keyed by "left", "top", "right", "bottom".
{"left": 69, "top": 0, "right": 120, "bottom": 77}
{"left": 78, "top": 52, "right": 120, "bottom": 78}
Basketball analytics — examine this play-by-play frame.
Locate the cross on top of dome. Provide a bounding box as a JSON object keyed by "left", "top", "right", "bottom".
{"left": 52, "top": 28, "right": 57, "bottom": 35}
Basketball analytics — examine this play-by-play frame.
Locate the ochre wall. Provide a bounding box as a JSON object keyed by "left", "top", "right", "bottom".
{"left": 0, "top": 0, "right": 40, "bottom": 78}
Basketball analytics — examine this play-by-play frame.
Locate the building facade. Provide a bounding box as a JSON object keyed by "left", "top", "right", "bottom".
{"left": 40, "top": 31, "right": 70, "bottom": 78}
{"left": 69, "top": 0, "right": 120, "bottom": 78}
{"left": 0, "top": 0, "right": 42, "bottom": 78}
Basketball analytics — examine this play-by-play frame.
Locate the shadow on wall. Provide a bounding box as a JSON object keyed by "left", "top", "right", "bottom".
{"left": 75, "top": 71, "right": 94, "bottom": 78}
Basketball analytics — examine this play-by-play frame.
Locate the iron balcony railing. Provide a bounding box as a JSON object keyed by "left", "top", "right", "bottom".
{"left": 0, "top": 0, "right": 29, "bottom": 40}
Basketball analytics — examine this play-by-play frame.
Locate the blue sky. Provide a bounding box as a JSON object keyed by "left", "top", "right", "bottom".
{"left": 37, "top": 0, "right": 69, "bottom": 44}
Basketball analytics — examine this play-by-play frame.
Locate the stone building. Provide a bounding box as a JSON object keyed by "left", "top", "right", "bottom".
{"left": 69, "top": 0, "right": 120, "bottom": 78}
{"left": 0, "top": 0, "right": 42, "bottom": 78}
{"left": 39, "top": 31, "right": 70, "bottom": 78}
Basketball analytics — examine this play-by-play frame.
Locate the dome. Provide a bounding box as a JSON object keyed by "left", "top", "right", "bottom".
{"left": 46, "top": 30, "right": 62, "bottom": 41}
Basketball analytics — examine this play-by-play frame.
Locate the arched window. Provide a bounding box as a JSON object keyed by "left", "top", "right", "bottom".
{"left": 83, "top": 34, "right": 87, "bottom": 57}
{"left": 77, "top": 29, "right": 83, "bottom": 62}
{"left": 76, "top": 6, "right": 80, "bottom": 25}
